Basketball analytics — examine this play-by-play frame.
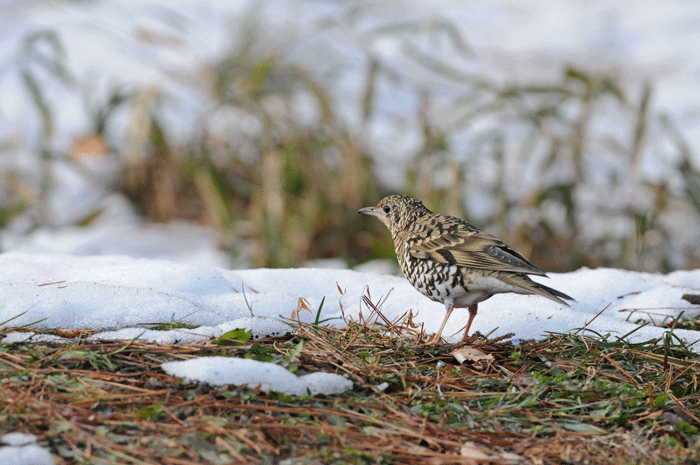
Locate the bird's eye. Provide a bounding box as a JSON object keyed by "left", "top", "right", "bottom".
{"left": 382, "top": 204, "right": 392, "bottom": 214}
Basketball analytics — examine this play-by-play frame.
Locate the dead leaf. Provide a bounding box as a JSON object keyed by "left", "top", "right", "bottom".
{"left": 459, "top": 441, "right": 492, "bottom": 459}
{"left": 452, "top": 347, "right": 495, "bottom": 365}
{"left": 460, "top": 441, "right": 523, "bottom": 463}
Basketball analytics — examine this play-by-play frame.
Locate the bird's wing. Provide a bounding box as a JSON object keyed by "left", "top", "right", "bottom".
{"left": 406, "top": 218, "right": 546, "bottom": 276}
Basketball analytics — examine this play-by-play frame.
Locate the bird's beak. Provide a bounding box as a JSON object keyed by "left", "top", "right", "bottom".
{"left": 358, "top": 206, "right": 378, "bottom": 216}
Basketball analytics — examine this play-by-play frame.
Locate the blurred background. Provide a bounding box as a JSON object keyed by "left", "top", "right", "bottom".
{"left": 1, "top": 0, "right": 700, "bottom": 273}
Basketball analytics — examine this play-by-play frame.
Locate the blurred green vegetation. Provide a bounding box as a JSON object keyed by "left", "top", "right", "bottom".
{"left": 2, "top": 11, "right": 700, "bottom": 273}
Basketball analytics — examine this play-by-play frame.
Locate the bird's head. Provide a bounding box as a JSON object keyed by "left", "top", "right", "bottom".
{"left": 358, "top": 195, "right": 430, "bottom": 235}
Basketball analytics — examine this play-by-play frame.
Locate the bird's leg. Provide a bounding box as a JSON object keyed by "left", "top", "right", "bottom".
{"left": 426, "top": 302, "right": 454, "bottom": 345}
{"left": 460, "top": 304, "right": 478, "bottom": 343}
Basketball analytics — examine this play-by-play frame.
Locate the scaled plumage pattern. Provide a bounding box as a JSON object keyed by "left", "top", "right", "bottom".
{"left": 359, "top": 195, "right": 575, "bottom": 344}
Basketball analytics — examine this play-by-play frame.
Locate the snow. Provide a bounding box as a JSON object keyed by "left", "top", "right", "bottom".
{"left": 162, "top": 357, "right": 353, "bottom": 395}
{"left": 0, "top": 433, "right": 55, "bottom": 465}
{"left": 0, "top": 251, "right": 698, "bottom": 350}
{"left": 89, "top": 316, "right": 297, "bottom": 344}
{"left": 2, "top": 193, "right": 234, "bottom": 269}
{"left": 1, "top": 433, "right": 40, "bottom": 447}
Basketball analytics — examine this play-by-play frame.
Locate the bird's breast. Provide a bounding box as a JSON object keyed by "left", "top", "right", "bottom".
{"left": 400, "top": 251, "right": 468, "bottom": 303}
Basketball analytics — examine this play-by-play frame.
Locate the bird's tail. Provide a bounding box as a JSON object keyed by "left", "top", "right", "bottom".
{"left": 498, "top": 274, "right": 576, "bottom": 306}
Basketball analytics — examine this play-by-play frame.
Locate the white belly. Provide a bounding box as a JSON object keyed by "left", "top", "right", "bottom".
{"left": 438, "top": 271, "right": 530, "bottom": 308}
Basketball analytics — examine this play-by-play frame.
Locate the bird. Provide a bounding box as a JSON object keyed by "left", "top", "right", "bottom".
{"left": 358, "top": 195, "right": 575, "bottom": 344}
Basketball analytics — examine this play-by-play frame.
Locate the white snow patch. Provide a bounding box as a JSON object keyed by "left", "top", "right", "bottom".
{"left": 83, "top": 316, "right": 296, "bottom": 344}
{"left": 161, "top": 357, "right": 353, "bottom": 396}
{"left": 2, "top": 433, "right": 38, "bottom": 447}
{"left": 0, "top": 433, "right": 54, "bottom": 465}
{"left": 1, "top": 332, "right": 69, "bottom": 344}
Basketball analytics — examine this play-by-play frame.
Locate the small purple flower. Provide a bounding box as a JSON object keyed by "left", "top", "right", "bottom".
{"left": 513, "top": 338, "right": 520, "bottom": 346}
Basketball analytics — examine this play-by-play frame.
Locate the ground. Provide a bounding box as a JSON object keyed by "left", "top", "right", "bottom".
{"left": 1, "top": 308, "right": 698, "bottom": 464}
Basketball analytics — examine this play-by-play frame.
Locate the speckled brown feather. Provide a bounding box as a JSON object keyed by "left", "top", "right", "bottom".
{"left": 404, "top": 217, "right": 546, "bottom": 276}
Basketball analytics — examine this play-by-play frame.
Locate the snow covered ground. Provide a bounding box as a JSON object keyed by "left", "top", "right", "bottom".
{"left": 1, "top": 251, "right": 698, "bottom": 350}
{"left": 1, "top": 251, "right": 699, "bottom": 464}
{"left": 0, "top": 250, "right": 698, "bottom": 437}
{"left": 1, "top": 254, "right": 699, "bottom": 465}
{"left": 3, "top": 2, "right": 700, "bottom": 462}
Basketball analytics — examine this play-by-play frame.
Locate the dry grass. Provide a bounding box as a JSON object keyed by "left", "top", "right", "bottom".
{"left": 1, "top": 304, "right": 699, "bottom": 464}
